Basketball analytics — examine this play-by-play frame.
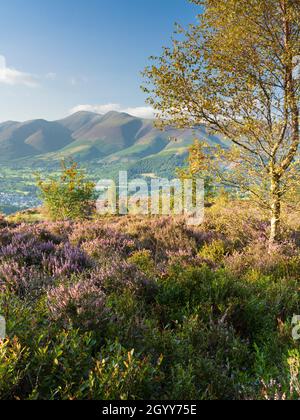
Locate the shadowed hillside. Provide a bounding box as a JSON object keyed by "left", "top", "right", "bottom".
{"left": 0, "top": 111, "right": 226, "bottom": 164}
{"left": 0, "top": 120, "right": 74, "bottom": 160}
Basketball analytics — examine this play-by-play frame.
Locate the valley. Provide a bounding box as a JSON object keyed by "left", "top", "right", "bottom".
{"left": 0, "top": 110, "right": 224, "bottom": 214}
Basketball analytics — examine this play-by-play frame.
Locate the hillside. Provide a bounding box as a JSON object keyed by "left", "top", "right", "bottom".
{"left": 1, "top": 202, "right": 300, "bottom": 400}
{"left": 0, "top": 110, "right": 225, "bottom": 164}
{"left": 0, "top": 119, "right": 73, "bottom": 160}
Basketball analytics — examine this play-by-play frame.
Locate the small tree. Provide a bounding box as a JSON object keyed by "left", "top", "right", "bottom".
{"left": 144, "top": 0, "right": 300, "bottom": 247}
{"left": 177, "top": 139, "right": 215, "bottom": 201}
{"left": 36, "top": 161, "right": 95, "bottom": 221}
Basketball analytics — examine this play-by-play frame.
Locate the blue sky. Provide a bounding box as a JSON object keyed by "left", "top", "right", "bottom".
{"left": 0, "top": 0, "right": 199, "bottom": 122}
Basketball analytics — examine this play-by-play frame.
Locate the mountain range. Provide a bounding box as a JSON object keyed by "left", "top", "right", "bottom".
{"left": 0, "top": 111, "right": 225, "bottom": 172}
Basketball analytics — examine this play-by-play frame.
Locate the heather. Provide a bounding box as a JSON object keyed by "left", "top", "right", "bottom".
{"left": 1, "top": 201, "right": 300, "bottom": 400}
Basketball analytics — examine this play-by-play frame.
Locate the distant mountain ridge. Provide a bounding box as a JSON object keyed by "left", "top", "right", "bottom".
{"left": 0, "top": 111, "right": 225, "bottom": 166}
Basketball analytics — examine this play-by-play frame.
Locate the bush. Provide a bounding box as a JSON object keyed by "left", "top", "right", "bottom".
{"left": 1, "top": 208, "right": 300, "bottom": 400}
{"left": 87, "top": 342, "right": 163, "bottom": 400}
{"left": 128, "top": 250, "right": 155, "bottom": 276}
{"left": 198, "top": 239, "right": 229, "bottom": 264}
{"left": 0, "top": 338, "right": 28, "bottom": 400}
{"left": 36, "top": 161, "right": 95, "bottom": 221}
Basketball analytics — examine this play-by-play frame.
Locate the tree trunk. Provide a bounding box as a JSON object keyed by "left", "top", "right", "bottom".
{"left": 269, "top": 175, "right": 281, "bottom": 249}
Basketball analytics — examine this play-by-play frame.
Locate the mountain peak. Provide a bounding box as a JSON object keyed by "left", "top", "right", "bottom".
{"left": 71, "top": 110, "right": 100, "bottom": 117}
{"left": 58, "top": 111, "right": 103, "bottom": 132}
{"left": 101, "top": 110, "right": 134, "bottom": 121}
{"left": 0, "top": 110, "right": 224, "bottom": 164}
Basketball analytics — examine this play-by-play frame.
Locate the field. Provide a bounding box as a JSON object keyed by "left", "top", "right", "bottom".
{"left": 1, "top": 199, "right": 300, "bottom": 400}
{"left": 0, "top": 156, "right": 186, "bottom": 215}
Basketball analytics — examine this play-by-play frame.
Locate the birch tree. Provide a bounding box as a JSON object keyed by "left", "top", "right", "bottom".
{"left": 143, "top": 0, "right": 300, "bottom": 246}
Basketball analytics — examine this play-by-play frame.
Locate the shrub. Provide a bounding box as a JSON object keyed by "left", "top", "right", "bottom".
{"left": 36, "top": 161, "right": 95, "bottom": 221}
{"left": 225, "top": 240, "right": 300, "bottom": 280}
{"left": 2, "top": 207, "right": 300, "bottom": 400}
{"left": 0, "top": 338, "right": 28, "bottom": 400}
{"left": 198, "top": 239, "right": 229, "bottom": 264}
{"left": 47, "top": 280, "right": 108, "bottom": 330}
{"left": 260, "top": 350, "right": 300, "bottom": 400}
{"left": 128, "top": 250, "right": 155, "bottom": 276}
{"left": 87, "top": 342, "right": 163, "bottom": 400}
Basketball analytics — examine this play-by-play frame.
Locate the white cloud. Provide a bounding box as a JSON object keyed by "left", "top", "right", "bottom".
{"left": 123, "top": 106, "right": 155, "bottom": 119}
{"left": 71, "top": 103, "right": 121, "bottom": 114}
{"left": 0, "top": 55, "right": 38, "bottom": 87}
{"left": 69, "top": 103, "right": 155, "bottom": 119}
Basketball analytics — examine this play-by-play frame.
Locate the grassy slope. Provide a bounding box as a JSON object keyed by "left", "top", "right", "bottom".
{"left": 1, "top": 200, "right": 300, "bottom": 400}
